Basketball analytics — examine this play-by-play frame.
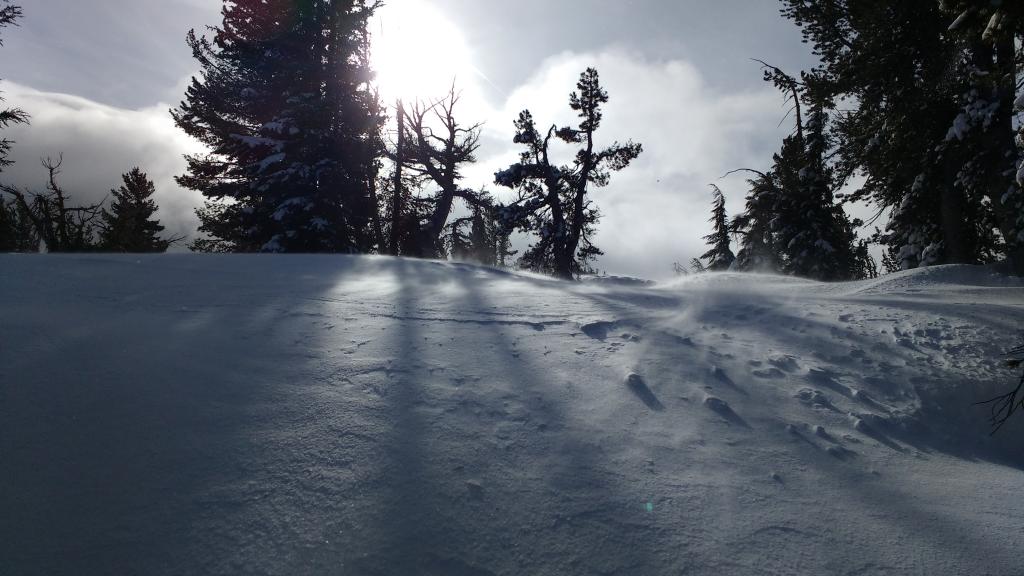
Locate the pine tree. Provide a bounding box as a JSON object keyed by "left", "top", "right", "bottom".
{"left": 99, "top": 168, "right": 173, "bottom": 253}
{"left": 495, "top": 68, "right": 642, "bottom": 279}
{"left": 699, "top": 185, "right": 735, "bottom": 271}
{"left": 940, "top": 1, "right": 1024, "bottom": 274}
{"left": 0, "top": 198, "right": 37, "bottom": 252}
{"left": 0, "top": 1, "right": 26, "bottom": 174}
{"left": 0, "top": 2, "right": 31, "bottom": 252}
{"left": 732, "top": 64, "right": 865, "bottom": 280}
{"left": 732, "top": 171, "right": 781, "bottom": 272}
{"left": 173, "top": 0, "right": 384, "bottom": 253}
{"left": 780, "top": 102, "right": 863, "bottom": 281}
{"left": 468, "top": 205, "right": 497, "bottom": 267}
{"left": 445, "top": 216, "right": 473, "bottom": 261}
{"left": 780, "top": 0, "right": 1021, "bottom": 273}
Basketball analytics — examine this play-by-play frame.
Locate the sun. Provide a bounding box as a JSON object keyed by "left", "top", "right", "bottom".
{"left": 370, "top": 0, "right": 476, "bottom": 104}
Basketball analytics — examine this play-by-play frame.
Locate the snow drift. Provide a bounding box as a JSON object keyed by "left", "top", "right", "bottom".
{"left": 1, "top": 254, "right": 1022, "bottom": 575}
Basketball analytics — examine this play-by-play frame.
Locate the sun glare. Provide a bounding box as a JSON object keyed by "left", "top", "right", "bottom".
{"left": 371, "top": 0, "right": 476, "bottom": 103}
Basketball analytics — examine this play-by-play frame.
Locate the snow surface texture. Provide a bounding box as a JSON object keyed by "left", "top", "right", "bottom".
{"left": 2, "top": 255, "right": 1023, "bottom": 576}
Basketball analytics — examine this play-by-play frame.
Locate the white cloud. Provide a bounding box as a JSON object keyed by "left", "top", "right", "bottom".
{"left": 1, "top": 81, "right": 204, "bottom": 248}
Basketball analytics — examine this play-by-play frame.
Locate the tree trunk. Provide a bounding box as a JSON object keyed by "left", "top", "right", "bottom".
{"left": 938, "top": 181, "right": 973, "bottom": 264}
{"left": 390, "top": 100, "right": 405, "bottom": 256}
{"left": 988, "top": 30, "right": 1024, "bottom": 275}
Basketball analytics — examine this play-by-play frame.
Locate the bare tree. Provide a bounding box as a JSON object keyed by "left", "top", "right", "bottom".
{"left": 978, "top": 343, "right": 1024, "bottom": 434}
{"left": 389, "top": 85, "right": 485, "bottom": 258}
{"left": 0, "top": 155, "right": 105, "bottom": 252}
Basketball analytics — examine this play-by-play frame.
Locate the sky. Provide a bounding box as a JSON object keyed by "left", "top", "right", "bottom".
{"left": 0, "top": 0, "right": 827, "bottom": 279}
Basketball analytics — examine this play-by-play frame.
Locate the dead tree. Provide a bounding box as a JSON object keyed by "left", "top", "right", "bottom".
{"left": 0, "top": 155, "right": 104, "bottom": 252}
{"left": 393, "top": 85, "right": 485, "bottom": 257}
{"left": 978, "top": 343, "right": 1024, "bottom": 434}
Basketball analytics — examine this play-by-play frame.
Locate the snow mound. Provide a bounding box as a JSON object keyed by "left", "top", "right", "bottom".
{"left": 833, "top": 264, "right": 1024, "bottom": 297}
{"left": 2, "top": 254, "right": 1023, "bottom": 575}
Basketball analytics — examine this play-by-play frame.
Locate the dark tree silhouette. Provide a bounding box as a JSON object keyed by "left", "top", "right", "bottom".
{"left": 173, "top": 0, "right": 384, "bottom": 253}
{"left": 99, "top": 168, "right": 178, "bottom": 252}
{"left": 495, "top": 68, "right": 642, "bottom": 279}
{"left": 780, "top": 0, "right": 1022, "bottom": 274}
{"left": 2, "top": 156, "right": 104, "bottom": 252}
{"left": 730, "top": 63, "right": 867, "bottom": 281}
{"left": 392, "top": 86, "right": 485, "bottom": 258}
{"left": 0, "top": 197, "right": 37, "bottom": 251}
{"left": 699, "top": 184, "right": 735, "bottom": 271}
{"left": 0, "top": 1, "right": 28, "bottom": 173}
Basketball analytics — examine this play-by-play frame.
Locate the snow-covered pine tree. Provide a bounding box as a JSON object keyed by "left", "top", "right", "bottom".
{"left": 781, "top": 101, "right": 863, "bottom": 281}
{"left": 732, "top": 171, "right": 781, "bottom": 272}
{"left": 780, "top": 0, "right": 1018, "bottom": 272}
{"left": 733, "top": 64, "right": 864, "bottom": 280}
{"left": 941, "top": 1, "right": 1024, "bottom": 274}
{"left": 173, "top": 0, "right": 384, "bottom": 253}
{"left": 495, "top": 68, "right": 642, "bottom": 279}
{"left": 99, "top": 168, "right": 174, "bottom": 253}
{"left": 698, "top": 184, "right": 735, "bottom": 271}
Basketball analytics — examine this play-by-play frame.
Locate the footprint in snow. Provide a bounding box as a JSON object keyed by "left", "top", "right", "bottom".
{"left": 795, "top": 388, "right": 838, "bottom": 411}
{"left": 626, "top": 373, "right": 665, "bottom": 411}
{"left": 768, "top": 354, "right": 801, "bottom": 372}
{"left": 581, "top": 321, "right": 615, "bottom": 340}
{"left": 753, "top": 367, "right": 787, "bottom": 379}
{"left": 703, "top": 395, "right": 749, "bottom": 428}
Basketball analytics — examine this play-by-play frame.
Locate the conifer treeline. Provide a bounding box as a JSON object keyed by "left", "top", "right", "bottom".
{"left": 172, "top": 1, "right": 641, "bottom": 280}
{"left": 3, "top": 0, "right": 1022, "bottom": 278}
{"left": 695, "top": 1, "right": 1023, "bottom": 279}
{"left": 0, "top": 1, "right": 177, "bottom": 253}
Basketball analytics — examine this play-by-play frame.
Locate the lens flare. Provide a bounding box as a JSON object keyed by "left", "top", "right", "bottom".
{"left": 371, "top": 0, "right": 475, "bottom": 103}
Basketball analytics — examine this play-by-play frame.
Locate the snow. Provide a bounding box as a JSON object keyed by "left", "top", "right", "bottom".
{"left": 2, "top": 255, "right": 1023, "bottom": 575}
{"left": 948, "top": 9, "right": 971, "bottom": 32}
{"left": 231, "top": 133, "right": 285, "bottom": 151}
{"left": 259, "top": 152, "right": 287, "bottom": 173}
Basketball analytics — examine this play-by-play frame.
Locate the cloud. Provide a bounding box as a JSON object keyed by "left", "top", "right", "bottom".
{"left": 1, "top": 81, "right": 204, "bottom": 248}
{"left": 461, "top": 49, "right": 790, "bottom": 280}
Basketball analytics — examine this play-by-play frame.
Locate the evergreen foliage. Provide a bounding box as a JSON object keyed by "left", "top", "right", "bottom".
{"left": 0, "top": 198, "right": 37, "bottom": 252}
{"left": 732, "top": 170, "right": 782, "bottom": 273}
{"left": 173, "top": 0, "right": 384, "bottom": 253}
{"left": 779, "top": 0, "right": 1023, "bottom": 274}
{"left": 99, "top": 168, "right": 173, "bottom": 253}
{"left": 698, "top": 185, "right": 735, "bottom": 271}
{"left": 732, "top": 65, "right": 868, "bottom": 281}
{"left": 0, "top": 1, "right": 26, "bottom": 174}
{"left": 495, "top": 68, "right": 642, "bottom": 279}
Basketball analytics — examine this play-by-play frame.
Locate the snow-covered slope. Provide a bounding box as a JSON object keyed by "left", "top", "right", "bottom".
{"left": 2, "top": 254, "right": 1023, "bottom": 576}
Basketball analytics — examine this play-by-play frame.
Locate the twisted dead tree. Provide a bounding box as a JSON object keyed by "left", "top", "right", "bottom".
{"left": 0, "top": 155, "right": 105, "bottom": 251}
{"left": 387, "top": 85, "right": 486, "bottom": 258}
